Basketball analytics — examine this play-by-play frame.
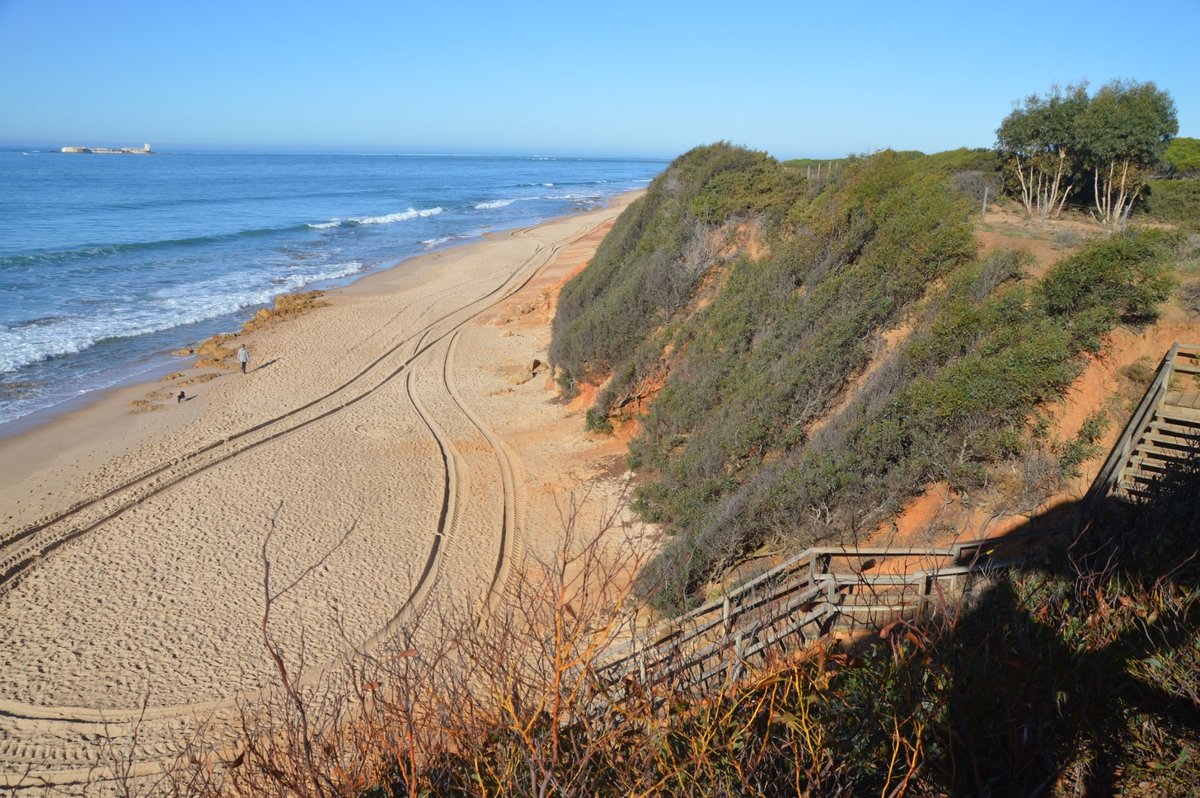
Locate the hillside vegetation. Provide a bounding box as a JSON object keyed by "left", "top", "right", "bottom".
{"left": 551, "top": 143, "right": 1180, "bottom": 609}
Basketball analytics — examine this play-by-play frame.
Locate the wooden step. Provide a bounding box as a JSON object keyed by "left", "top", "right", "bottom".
{"left": 1128, "top": 455, "right": 1172, "bottom": 472}
{"left": 1123, "top": 460, "right": 1161, "bottom": 480}
{"left": 1157, "top": 404, "right": 1200, "bottom": 424}
{"left": 1150, "top": 414, "right": 1200, "bottom": 429}
{"left": 1147, "top": 417, "right": 1200, "bottom": 437}
{"left": 1119, "top": 465, "right": 1160, "bottom": 487}
{"left": 833, "top": 602, "right": 913, "bottom": 616}
{"left": 1140, "top": 427, "right": 1200, "bottom": 444}
{"left": 1121, "top": 467, "right": 1168, "bottom": 490}
{"left": 1173, "top": 363, "right": 1200, "bottom": 375}
{"left": 1131, "top": 442, "right": 1194, "bottom": 462}
{"left": 1165, "top": 389, "right": 1200, "bottom": 409}
{"left": 1116, "top": 481, "right": 1154, "bottom": 500}
{"left": 837, "top": 585, "right": 918, "bottom": 602}
{"left": 1137, "top": 431, "right": 1200, "bottom": 452}
{"left": 1131, "top": 438, "right": 1189, "bottom": 456}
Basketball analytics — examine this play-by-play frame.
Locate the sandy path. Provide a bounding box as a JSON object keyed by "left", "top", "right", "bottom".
{"left": 0, "top": 197, "right": 646, "bottom": 787}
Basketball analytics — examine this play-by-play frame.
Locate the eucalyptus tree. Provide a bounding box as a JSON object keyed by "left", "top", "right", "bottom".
{"left": 1078, "top": 80, "right": 1178, "bottom": 227}
{"left": 996, "top": 84, "right": 1088, "bottom": 221}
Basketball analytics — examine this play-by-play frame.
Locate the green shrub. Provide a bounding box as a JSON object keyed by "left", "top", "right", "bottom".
{"left": 1039, "top": 228, "right": 1177, "bottom": 327}
{"left": 551, "top": 143, "right": 773, "bottom": 394}
{"left": 585, "top": 407, "right": 613, "bottom": 434}
{"left": 1141, "top": 178, "right": 1200, "bottom": 229}
{"left": 1160, "top": 136, "right": 1200, "bottom": 177}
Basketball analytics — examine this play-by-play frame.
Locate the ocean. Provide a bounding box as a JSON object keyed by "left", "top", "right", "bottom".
{"left": 0, "top": 150, "right": 664, "bottom": 431}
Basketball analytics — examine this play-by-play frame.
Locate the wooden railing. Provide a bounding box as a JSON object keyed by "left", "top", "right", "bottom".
{"left": 595, "top": 532, "right": 1051, "bottom": 692}
{"left": 1080, "top": 342, "right": 1200, "bottom": 514}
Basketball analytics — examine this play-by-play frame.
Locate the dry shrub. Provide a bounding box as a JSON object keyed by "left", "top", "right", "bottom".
{"left": 120, "top": 495, "right": 872, "bottom": 798}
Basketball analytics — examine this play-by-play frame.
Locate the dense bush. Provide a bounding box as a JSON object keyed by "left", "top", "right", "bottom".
{"left": 1141, "top": 178, "right": 1200, "bottom": 229}
{"left": 550, "top": 143, "right": 778, "bottom": 394}
{"left": 1160, "top": 135, "right": 1200, "bottom": 177}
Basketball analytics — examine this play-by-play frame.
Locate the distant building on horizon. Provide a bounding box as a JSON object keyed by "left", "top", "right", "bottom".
{"left": 61, "top": 143, "right": 153, "bottom": 154}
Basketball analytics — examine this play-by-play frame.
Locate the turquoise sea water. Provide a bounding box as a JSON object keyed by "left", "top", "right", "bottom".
{"left": 0, "top": 150, "right": 664, "bottom": 429}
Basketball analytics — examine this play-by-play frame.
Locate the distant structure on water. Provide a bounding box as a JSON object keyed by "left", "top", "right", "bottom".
{"left": 61, "top": 143, "right": 153, "bottom": 154}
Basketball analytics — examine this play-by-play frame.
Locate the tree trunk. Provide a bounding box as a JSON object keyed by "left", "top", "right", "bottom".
{"left": 1113, "top": 159, "right": 1131, "bottom": 227}
{"left": 1012, "top": 156, "right": 1034, "bottom": 216}
{"left": 1054, "top": 181, "right": 1072, "bottom": 218}
{"left": 1093, "top": 162, "right": 1118, "bottom": 226}
{"left": 1047, "top": 149, "right": 1068, "bottom": 219}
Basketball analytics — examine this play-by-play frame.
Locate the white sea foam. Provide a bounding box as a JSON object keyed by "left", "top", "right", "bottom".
{"left": 281, "top": 260, "right": 365, "bottom": 286}
{"left": 308, "top": 220, "right": 341, "bottom": 229}
{"left": 474, "top": 199, "right": 516, "bottom": 210}
{"left": 0, "top": 261, "right": 365, "bottom": 375}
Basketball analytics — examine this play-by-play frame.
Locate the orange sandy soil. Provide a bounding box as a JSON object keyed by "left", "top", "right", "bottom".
{"left": 868, "top": 204, "right": 1199, "bottom": 550}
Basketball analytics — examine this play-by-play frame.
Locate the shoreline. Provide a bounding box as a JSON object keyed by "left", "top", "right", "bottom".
{"left": 0, "top": 188, "right": 644, "bottom": 446}
{"left": 0, "top": 193, "right": 640, "bottom": 452}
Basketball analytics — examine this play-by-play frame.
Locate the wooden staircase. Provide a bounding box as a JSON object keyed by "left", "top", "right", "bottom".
{"left": 1084, "top": 343, "right": 1200, "bottom": 505}
{"left": 595, "top": 538, "right": 1041, "bottom": 694}
{"left": 598, "top": 344, "right": 1198, "bottom": 695}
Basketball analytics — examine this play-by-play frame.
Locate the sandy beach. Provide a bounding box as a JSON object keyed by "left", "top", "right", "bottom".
{"left": 0, "top": 196, "right": 647, "bottom": 785}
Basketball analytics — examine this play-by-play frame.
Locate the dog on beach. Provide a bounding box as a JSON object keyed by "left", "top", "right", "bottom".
{"left": 177, "top": 390, "right": 185, "bottom": 403}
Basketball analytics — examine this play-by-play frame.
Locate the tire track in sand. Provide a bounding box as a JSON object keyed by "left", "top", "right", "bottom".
{"left": 0, "top": 242, "right": 553, "bottom": 589}
{"left": 0, "top": 221, "right": 601, "bottom": 789}
{"left": 442, "top": 329, "right": 526, "bottom": 610}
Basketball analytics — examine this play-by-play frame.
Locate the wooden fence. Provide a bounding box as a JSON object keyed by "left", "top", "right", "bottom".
{"left": 596, "top": 531, "right": 1052, "bottom": 693}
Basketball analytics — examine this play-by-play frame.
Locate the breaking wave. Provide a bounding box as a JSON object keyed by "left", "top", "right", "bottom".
{"left": 474, "top": 198, "right": 516, "bottom": 210}
{"left": 308, "top": 207, "right": 443, "bottom": 229}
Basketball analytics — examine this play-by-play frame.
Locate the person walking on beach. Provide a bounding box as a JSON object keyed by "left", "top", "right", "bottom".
{"left": 237, "top": 344, "right": 250, "bottom": 374}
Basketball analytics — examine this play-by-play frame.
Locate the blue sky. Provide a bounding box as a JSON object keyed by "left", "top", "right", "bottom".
{"left": 1, "top": 0, "right": 1196, "bottom": 159}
